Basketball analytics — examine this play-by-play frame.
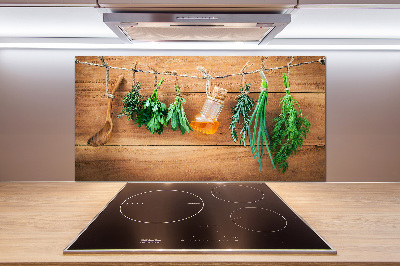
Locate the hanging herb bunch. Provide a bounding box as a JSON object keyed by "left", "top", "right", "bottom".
{"left": 271, "top": 73, "right": 311, "bottom": 173}
{"left": 136, "top": 78, "right": 168, "bottom": 135}
{"left": 229, "top": 83, "right": 254, "bottom": 146}
{"left": 166, "top": 85, "right": 192, "bottom": 134}
{"left": 117, "top": 82, "right": 144, "bottom": 121}
{"left": 248, "top": 71, "right": 275, "bottom": 179}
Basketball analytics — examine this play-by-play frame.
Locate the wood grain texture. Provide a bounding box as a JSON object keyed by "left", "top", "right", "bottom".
{"left": 75, "top": 56, "right": 325, "bottom": 181}
{"left": 75, "top": 145, "right": 325, "bottom": 181}
{"left": 0, "top": 182, "right": 399, "bottom": 265}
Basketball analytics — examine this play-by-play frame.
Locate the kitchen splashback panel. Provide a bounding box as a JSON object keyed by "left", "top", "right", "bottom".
{"left": 75, "top": 56, "right": 325, "bottom": 181}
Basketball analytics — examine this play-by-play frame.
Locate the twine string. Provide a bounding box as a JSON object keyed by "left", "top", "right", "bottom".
{"left": 261, "top": 56, "right": 268, "bottom": 71}
{"left": 287, "top": 56, "right": 295, "bottom": 77}
{"left": 173, "top": 71, "right": 180, "bottom": 95}
{"left": 98, "top": 56, "right": 114, "bottom": 99}
{"left": 286, "top": 56, "right": 295, "bottom": 91}
{"left": 197, "top": 66, "right": 212, "bottom": 96}
{"left": 76, "top": 58, "right": 324, "bottom": 79}
{"left": 75, "top": 57, "right": 326, "bottom": 89}
{"left": 131, "top": 61, "right": 138, "bottom": 85}
{"left": 240, "top": 61, "right": 253, "bottom": 88}
{"left": 148, "top": 66, "right": 157, "bottom": 87}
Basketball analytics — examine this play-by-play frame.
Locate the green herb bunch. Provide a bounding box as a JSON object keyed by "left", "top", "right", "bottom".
{"left": 271, "top": 73, "right": 311, "bottom": 173}
{"left": 166, "top": 86, "right": 192, "bottom": 134}
{"left": 136, "top": 78, "right": 168, "bottom": 135}
{"left": 229, "top": 83, "right": 254, "bottom": 146}
{"left": 118, "top": 82, "right": 144, "bottom": 120}
{"left": 248, "top": 71, "right": 275, "bottom": 179}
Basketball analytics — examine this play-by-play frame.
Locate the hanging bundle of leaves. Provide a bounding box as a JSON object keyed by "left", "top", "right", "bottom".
{"left": 166, "top": 86, "right": 192, "bottom": 134}
{"left": 229, "top": 83, "right": 254, "bottom": 146}
{"left": 136, "top": 78, "right": 168, "bottom": 135}
{"left": 248, "top": 71, "right": 275, "bottom": 179}
{"left": 117, "top": 82, "right": 144, "bottom": 120}
{"left": 271, "top": 73, "right": 311, "bottom": 173}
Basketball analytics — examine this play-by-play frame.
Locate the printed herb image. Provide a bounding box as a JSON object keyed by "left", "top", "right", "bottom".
{"left": 135, "top": 78, "right": 168, "bottom": 135}
{"left": 118, "top": 82, "right": 144, "bottom": 121}
{"left": 75, "top": 56, "right": 325, "bottom": 181}
{"left": 248, "top": 71, "right": 275, "bottom": 179}
{"left": 166, "top": 86, "right": 192, "bottom": 135}
{"left": 271, "top": 73, "right": 311, "bottom": 173}
{"left": 229, "top": 83, "right": 255, "bottom": 146}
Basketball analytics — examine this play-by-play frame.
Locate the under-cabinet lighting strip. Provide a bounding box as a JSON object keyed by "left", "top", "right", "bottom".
{"left": 0, "top": 43, "right": 400, "bottom": 50}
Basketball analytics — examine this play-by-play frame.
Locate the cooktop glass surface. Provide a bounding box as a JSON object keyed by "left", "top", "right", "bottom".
{"left": 64, "top": 182, "right": 336, "bottom": 254}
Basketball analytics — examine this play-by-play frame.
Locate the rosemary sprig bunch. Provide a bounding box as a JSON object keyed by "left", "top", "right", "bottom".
{"left": 229, "top": 83, "right": 254, "bottom": 146}
{"left": 117, "top": 82, "right": 144, "bottom": 120}
{"left": 248, "top": 71, "right": 275, "bottom": 179}
{"left": 166, "top": 86, "right": 192, "bottom": 134}
{"left": 271, "top": 73, "right": 311, "bottom": 173}
{"left": 136, "top": 78, "right": 168, "bottom": 135}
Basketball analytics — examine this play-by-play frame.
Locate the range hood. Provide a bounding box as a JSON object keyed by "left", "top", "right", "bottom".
{"left": 103, "top": 13, "right": 291, "bottom": 45}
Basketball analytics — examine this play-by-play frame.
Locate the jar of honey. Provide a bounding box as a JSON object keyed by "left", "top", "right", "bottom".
{"left": 190, "top": 86, "right": 228, "bottom": 134}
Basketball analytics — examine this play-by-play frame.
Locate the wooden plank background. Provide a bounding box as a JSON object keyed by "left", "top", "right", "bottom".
{"left": 75, "top": 56, "right": 325, "bottom": 181}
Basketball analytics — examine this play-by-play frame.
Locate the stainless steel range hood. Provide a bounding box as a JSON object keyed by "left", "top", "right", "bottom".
{"left": 103, "top": 13, "right": 291, "bottom": 45}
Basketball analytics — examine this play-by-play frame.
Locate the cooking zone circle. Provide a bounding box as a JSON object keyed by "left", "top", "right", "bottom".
{"left": 120, "top": 190, "right": 204, "bottom": 224}
{"left": 230, "top": 207, "right": 288, "bottom": 233}
{"left": 211, "top": 184, "right": 265, "bottom": 203}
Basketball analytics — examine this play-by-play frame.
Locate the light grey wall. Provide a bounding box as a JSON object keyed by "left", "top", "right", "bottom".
{"left": 0, "top": 48, "right": 399, "bottom": 182}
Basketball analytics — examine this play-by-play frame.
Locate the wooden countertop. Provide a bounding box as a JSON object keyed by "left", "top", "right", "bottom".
{"left": 0, "top": 182, "right": 399, "bottom": 265}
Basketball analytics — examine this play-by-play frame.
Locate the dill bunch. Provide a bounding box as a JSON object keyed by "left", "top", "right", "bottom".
{"left": 271, "top": 73, "right": 311, "bottom": 174}
{"left": 229, "top": 83, "right": 255, "bottom": 146}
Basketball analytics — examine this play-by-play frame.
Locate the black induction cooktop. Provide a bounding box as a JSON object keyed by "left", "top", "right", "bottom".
{"left": 64, "top": 182, "right": 336, "bottom": 254}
